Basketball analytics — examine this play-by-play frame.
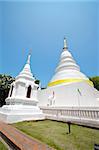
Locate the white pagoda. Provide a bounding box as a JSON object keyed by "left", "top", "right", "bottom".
{"left": 38, "top": 38, "right": 99, "bottom": 107}
{"left": 0, "top": 38, "right": 99, "bottom": 124}
{"left": 0, "top": 54, "right": 44, "bottom": 123}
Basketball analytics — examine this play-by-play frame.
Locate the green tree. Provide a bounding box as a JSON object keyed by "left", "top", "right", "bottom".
{"left": 35, "top": 80, "right": 40, "bottom": 85}
{"left": 89, "top": 76, "right": 99, "bottom": 91}
{"left": 0, "top": 74, "right": 15, "bottom": 107}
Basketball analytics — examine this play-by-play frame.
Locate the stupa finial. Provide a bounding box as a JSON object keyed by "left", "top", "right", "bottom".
{"left": 63, "top": 37, "right": 68, "bottom": 50}
{"left": 27, "top": 49, "right": 32, "bottom": 64}
{"left": 27, "top": 54, "right": 31, "bottom": 64}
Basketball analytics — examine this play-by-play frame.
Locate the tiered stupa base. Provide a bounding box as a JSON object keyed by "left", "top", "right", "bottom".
{"left": 0, "top": 105, "right": 45, "bottom": 123}
{"left": 38, "top": 81, "right": 99, "bottom": 107}
{"left": 6, "top": 96, "right": 38, "bottom": 106}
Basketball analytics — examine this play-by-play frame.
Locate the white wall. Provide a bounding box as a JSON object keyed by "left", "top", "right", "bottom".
{"left": 38, "top": 82, "right": 99, "bottom": 107}
{"left": 15, "top": 83, "right": 26, "bottom": 97}
{"left": 32, "top": 90, "right": 37, "bottom": 99}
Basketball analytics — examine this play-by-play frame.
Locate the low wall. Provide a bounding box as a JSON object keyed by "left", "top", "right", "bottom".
{"left": 40, "top": 107, "right": 99, "bottom": 127}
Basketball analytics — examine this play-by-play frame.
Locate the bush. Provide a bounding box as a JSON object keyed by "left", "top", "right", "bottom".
{"left": 89, "top": 76, "right": 99, "bottom": 91}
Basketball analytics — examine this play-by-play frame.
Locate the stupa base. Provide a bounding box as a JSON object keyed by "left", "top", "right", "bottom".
{"left": 0, "top": 105, "right": 45, "bottom": 123}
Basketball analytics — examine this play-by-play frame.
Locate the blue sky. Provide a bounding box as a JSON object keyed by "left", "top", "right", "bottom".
{"left": 0, "top": 0, "right": 99, "bottom": 87}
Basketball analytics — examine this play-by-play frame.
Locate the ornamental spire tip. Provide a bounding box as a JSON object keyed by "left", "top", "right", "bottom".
{"left": 63, "top": 37, "right": 68, "bottom": 50}
{"left": 27, "top": 49, "right": 32, "bottom": 64}
{"left": 27, "top": 54, "right": 31, "bottom": 64}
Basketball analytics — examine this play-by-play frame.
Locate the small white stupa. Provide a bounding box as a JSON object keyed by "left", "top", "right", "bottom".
{"left": 0, "top": 53, "right": 44, "bottom": 123}
{"left": 38, "top": 38, "right": 99, "bottom": 107}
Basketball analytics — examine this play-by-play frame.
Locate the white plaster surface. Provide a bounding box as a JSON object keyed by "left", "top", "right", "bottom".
{"left": 0, "top": 105, "right": 45, "bottom": 123}
{"left": 38, "top": 82, "right": 99, "bottom": 107}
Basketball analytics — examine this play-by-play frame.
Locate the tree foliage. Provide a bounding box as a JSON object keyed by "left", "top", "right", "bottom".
{"left": 0, "top": 74, "right": 15, "bottom": 107}
{"left": 89, "top": 76, "right": 99, "bottom": 91}
{"left": 35, "top": 79, "right": 40, "bottom": 85}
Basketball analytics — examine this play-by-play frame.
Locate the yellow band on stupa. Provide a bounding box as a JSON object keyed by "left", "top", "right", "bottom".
{"left": 48, "top": 79, "right": 93, "bottom": 87}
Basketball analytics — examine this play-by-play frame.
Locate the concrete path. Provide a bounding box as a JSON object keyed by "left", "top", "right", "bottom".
{"left": 0, "top": 122, "right": 54, "bottom": 150}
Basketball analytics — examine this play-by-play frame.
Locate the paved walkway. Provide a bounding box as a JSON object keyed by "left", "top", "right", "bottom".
{"left": 0, "top": 122, "right": 54, "bottom": 150}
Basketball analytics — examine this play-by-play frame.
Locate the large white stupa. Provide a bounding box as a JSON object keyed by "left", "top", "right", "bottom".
{"left": 48, "top": 38, "right": 92, "bottom": 87}
{"left": 0, "top": 54, "right": 44, "bottom": 123}
{"left": 38, "top": 38, "right": 99, "bottom": 107}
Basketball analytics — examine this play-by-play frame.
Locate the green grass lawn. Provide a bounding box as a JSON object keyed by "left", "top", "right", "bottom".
{"left": 14, "top": 120, "right": 99, "bottom": 150}
{"left": 0, "top": 140, "right": 7, "bottom": 150}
